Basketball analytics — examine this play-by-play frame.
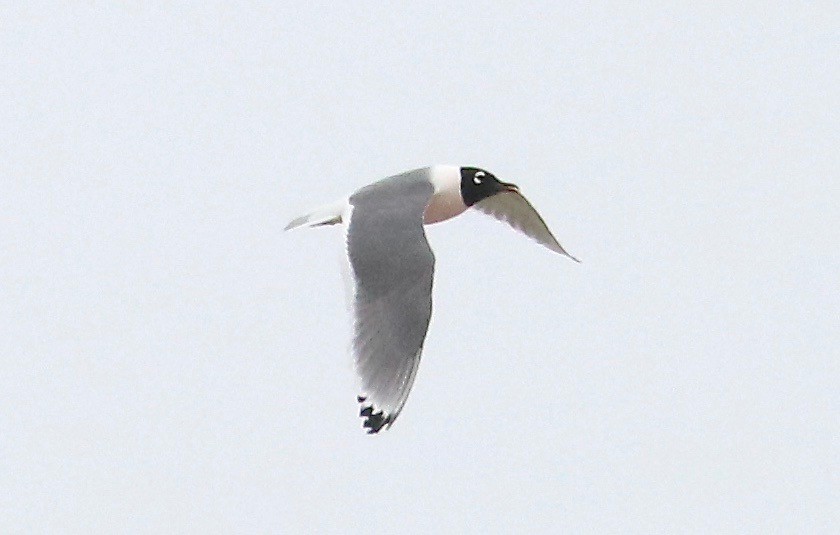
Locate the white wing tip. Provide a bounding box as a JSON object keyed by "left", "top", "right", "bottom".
{"left": 563, "top": 250, "right": 581, "bottom": 263}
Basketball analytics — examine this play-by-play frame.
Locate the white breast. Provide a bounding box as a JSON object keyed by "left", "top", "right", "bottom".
{"left": 424, "top": 165, "right": 467, "bottom": 224}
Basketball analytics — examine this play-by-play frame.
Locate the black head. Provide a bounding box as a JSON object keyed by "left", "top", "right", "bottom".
{"left": 460, "top": 167, "right": 519, "bottom": 206}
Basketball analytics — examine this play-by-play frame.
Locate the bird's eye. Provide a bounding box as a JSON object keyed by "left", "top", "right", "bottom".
{"left": 473, "top": 171, "right": 485, "bottom": 185}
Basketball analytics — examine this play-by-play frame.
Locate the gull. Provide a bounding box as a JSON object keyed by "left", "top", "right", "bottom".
{"left": 286, "top": 166, "right": 578, "bottom": 433}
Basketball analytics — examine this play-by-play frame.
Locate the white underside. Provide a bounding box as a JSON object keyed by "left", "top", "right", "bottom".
{"left": 340, "top": 202, "right": 356, "bottom": 313}
{"left": 286, "top": 165, "right": 466, "bottom": 230}
{"left": 423, "top": 165, "right": 467, "bottom": 224}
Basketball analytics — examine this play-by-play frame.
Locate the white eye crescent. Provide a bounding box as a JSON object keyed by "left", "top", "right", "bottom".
{"left": 473, "top": 171, "right": 485, "bottom": 185}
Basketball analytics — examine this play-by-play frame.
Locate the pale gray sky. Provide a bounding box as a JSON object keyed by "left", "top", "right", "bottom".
{"left": 2, "top": 3, "right": 838, "bottom": 533}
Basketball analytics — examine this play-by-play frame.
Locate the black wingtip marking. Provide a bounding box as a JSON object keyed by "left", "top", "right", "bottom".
{"left": 357, "top": 395, "right": 392, "bottom": 434}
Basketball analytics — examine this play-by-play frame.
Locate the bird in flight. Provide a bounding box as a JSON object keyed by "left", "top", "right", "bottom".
{"left": 286, "top": 166, "right": 578, "bottom": 433}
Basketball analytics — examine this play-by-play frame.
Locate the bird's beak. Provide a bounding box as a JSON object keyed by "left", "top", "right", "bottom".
{"left": 501, "top": 181, "right": 520, "bottom": 193}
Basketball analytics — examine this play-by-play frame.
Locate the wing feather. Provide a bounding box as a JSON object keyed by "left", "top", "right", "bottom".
{"left": 474, "top": 191, "right": 579, "bottom": 262}
{"left": 345, "top": 170, "right": 436, "bottom": 433}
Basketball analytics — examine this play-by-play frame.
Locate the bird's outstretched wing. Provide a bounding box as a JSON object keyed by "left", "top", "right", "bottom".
{"left": 474, "top": 191, "right": 579, "bottom": 262}
{"left": 345, "top": 171, "right": 436, "bottom": 433}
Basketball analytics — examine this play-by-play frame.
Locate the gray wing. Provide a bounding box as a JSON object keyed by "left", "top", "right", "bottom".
{"left": 474, "top": 191, "right": 580, "bottom": 262}
{"left": 345, "top": 170, "right": 435, "bottom": 433}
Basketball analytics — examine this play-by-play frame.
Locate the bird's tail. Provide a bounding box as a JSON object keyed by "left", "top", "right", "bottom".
{"left": 284, "top": 199, "right": 346, "bottom": 231}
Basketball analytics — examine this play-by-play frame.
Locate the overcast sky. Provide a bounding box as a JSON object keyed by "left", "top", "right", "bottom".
{"left": 2, "top": 3, "right": 838, "bottom": 533}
